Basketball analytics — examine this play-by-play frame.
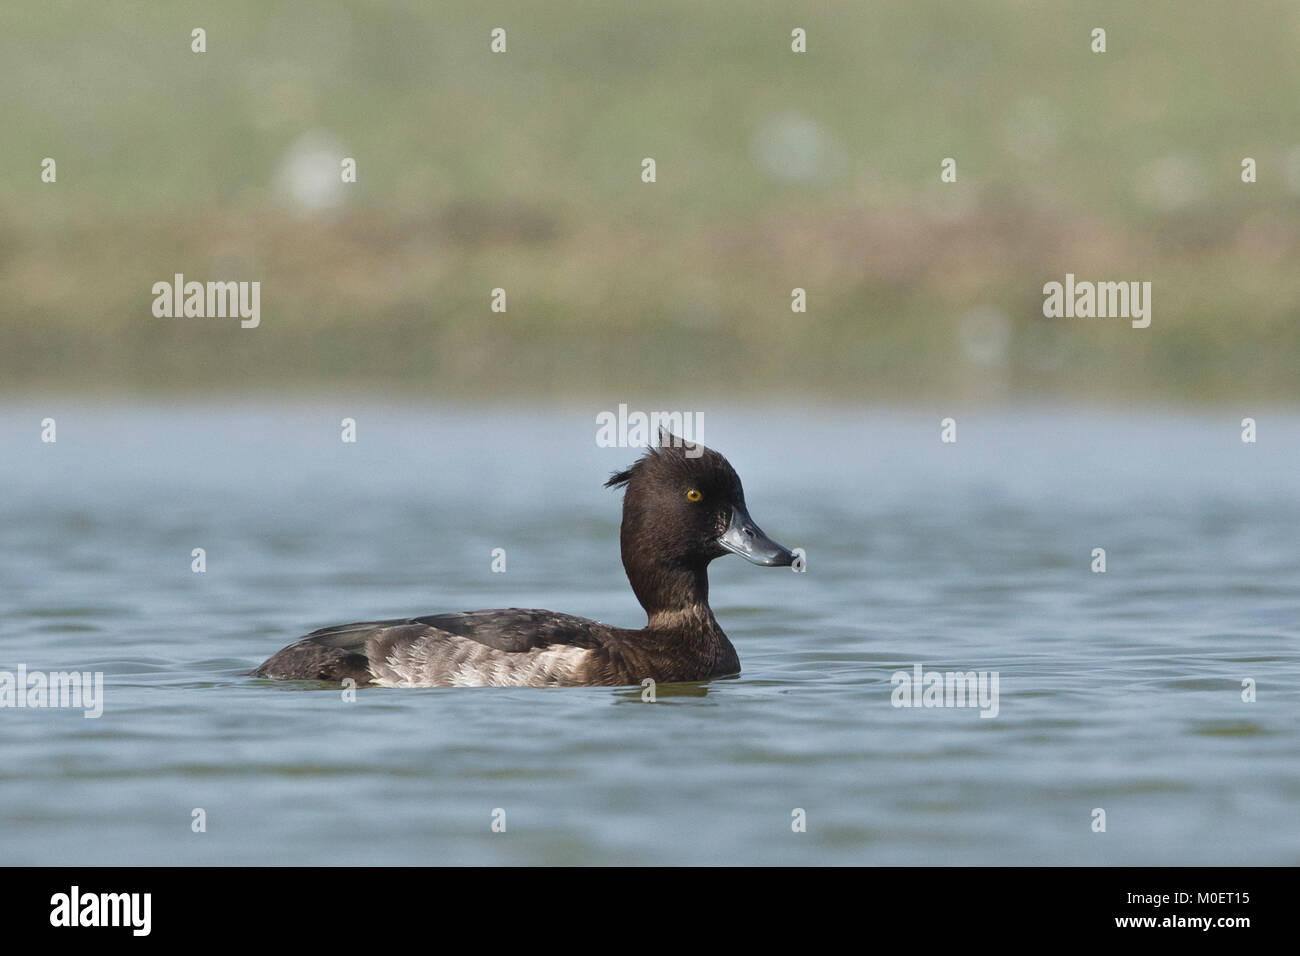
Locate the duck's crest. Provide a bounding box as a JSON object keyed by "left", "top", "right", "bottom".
{"left": 604, "top": 426, "right": 700, "bottom": 489}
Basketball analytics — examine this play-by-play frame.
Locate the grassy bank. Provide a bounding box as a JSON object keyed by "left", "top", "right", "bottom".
{"left": 2, "top": 1, "right": 1298, "bottom": 401}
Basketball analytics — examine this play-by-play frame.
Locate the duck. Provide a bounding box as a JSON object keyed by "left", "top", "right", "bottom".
{"left": 251, "top": 429, "right": 795, "bottom": 687}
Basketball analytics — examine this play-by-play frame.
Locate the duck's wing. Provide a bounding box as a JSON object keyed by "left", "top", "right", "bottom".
{"left": 251, "top": 609, "right": 615, "bottom": 686}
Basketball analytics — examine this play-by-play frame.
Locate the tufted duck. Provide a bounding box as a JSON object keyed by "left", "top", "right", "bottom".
{"left": 251, "top": 429, "right": 794, "bottom": 687}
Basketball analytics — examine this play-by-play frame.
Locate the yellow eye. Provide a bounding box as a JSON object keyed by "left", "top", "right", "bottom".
{"left": 685, "top": 489, "right": 703, "bottom": 502}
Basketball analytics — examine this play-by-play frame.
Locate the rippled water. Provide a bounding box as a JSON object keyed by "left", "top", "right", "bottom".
{"left": 1, "top": 402, "right": 1296, "bottom": 865}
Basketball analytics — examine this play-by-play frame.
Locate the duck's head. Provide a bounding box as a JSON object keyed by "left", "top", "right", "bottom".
{"left": 606, "top": 429, "right": 795, "bottom": 596}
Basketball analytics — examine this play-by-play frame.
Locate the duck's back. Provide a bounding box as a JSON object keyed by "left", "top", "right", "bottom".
{"left": 252, "top": 609, "right": 623, "bottom": 687}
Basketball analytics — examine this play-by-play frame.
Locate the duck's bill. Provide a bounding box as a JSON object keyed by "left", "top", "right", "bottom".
{"left": 718, "top": 505, "right": 795, "bottom": 567}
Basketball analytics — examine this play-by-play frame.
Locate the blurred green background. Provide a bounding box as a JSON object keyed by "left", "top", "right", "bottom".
{"left": 2, "top": 0, "right": 1298, "bottom": 401}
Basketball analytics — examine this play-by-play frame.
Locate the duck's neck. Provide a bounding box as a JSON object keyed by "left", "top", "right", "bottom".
{"left": 624, "top": 557, "right": 719, "bottom": 633}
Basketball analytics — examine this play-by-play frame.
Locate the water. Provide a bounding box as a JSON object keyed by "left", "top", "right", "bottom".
{"left": 1, "top": 401, "right": 1296, "bottom": 865}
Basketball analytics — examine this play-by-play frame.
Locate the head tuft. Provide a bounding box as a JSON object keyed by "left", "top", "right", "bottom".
{"left": 604, "top": 430, "right": 739, "bottom": 499}
{"left": 604, "top": 466, "right": 636, "bottom": 489}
